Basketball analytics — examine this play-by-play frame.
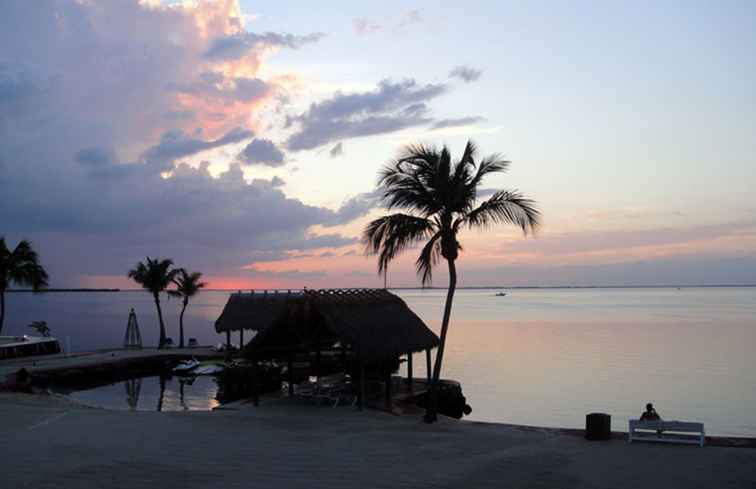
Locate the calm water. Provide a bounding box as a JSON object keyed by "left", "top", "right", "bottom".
{"left": 4, "top": 287, "right": 755, "bottom": 436}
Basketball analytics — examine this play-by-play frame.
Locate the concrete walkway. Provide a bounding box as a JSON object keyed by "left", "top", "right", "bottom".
{"left": 2, "top": 393, "right": 755, "bottom": 489}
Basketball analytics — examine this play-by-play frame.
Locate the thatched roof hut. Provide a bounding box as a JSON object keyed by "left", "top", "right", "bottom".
{"left": 214, "top": 288, "right": 439, "bottom": 364}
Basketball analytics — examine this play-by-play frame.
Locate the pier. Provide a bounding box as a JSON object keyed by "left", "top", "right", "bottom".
{"left": 0, "top": 347, "right": 224, "bottom": 388}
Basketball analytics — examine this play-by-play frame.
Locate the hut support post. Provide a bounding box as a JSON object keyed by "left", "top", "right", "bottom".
{"left": 251, "top": 358, "right": 259, "bottom": 407}
{"left": 226, "top": 330, "right": 231, "bottom": 349}
{"left": 426, "top": 349, "right": 432, "bottom": 384}
{"left": 385, "top": 371, "right": 392, "bottom": 411}
{"left": 288, "top": 352, "right": 294, "bottom": 398}
{"left": 407, "top": 352, "right": 413, "bottom": 392}
{"left": 239, "top": 329, "right": 244, "bottom": 348}
{"left": 315, "top": 346, "right": 321, "bottom": 383}
{"left": 359, "top": 361, "right": 365, "bottom": 411}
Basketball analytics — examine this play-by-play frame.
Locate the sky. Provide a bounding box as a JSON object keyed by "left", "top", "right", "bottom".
{"left": 1, "top": 0, "right": 755, "bottom": 289}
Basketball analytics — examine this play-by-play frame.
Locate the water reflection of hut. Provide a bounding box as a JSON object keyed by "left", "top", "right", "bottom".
{"left": 214, "top": 289, "right": 440, "bottom": 409}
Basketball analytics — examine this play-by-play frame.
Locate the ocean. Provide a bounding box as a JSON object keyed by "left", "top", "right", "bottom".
{"left": 3, "top": 287, "right": 755, "bottom": 436}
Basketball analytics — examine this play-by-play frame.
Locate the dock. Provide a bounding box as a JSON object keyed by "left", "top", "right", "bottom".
{"left": 0, "top": 347, "right": 224, "bottom": 388}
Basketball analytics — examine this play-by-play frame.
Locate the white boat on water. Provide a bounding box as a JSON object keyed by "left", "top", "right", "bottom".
{"left": 0, "top": 335, "right": 62, "bottom": 360}
{"left": 172, "top": 358, "right": 200, "bottom": 374}
{"left": 193, "top": 363, "right": 225, "bottom": 376}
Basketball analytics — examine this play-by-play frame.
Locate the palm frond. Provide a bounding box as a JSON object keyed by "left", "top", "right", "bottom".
{"left": 468, "top": 154, "right": 510, "bottom": 192}
{"left": 458, "top": 190, "right": 541, "bottom": 235}
{"left": 415, "top": 231, "right": 442, "bottom": 285}
{"left": 362, "top": 213, "right": 436, "bottom": 275}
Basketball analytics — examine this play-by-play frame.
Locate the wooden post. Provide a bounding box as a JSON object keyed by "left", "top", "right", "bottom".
{"left": 252, "top": 358, "right": 259, "bottom": 407}
{"left": 426, "top": 348, "right": 432, "bottom": 384}
{"left": 226, "top": 330, "right": 231, "bottom": 348}
{"left": 240, "top": 328, "right": 244, "bottom": 349}
{"left": 359, "top": 360, "right": 365, "bottom": 411}
{"left": 315, "top": 345, "right": 321, "bottom": 381}
{"left": 288, "top": 352, "right": 294, "bottom": 398}
{"left": 407, "top": 352, "right": 413, "bottom": 392}
{"left": 385, "top": 371, "right": 392, "bottom": 411}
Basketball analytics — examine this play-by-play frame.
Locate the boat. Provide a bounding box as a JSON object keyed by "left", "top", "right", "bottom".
{"left": 495, "top": 292, "right": 507, "bottom": 297}
{"left": 172, "top": 358, "right": 200, "bottom": 374}
{"left": 192, "top": 362, "right": 225, "bottom": 376}
{"left": 0, "top": 335, "right": 62, "bottom": 360}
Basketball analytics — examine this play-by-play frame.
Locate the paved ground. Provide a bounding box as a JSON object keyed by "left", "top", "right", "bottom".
{"left": 2, "top": 393, "right": 755, "bottom": 489}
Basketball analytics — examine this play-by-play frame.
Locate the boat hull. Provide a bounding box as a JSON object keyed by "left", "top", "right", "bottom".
{"left": 0, "top": 336, "right": 62, "bottom": 360}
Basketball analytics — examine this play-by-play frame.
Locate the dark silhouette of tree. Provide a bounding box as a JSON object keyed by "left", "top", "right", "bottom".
{"left": 28, "top": 320, "right": 51, "bottom": 337}
{"left": 0, "top": 238, "right": 49, "bottom": 334}
{"left": 128, "top": 257, "right": 178, "bottom": 349}
{"left": 363, "top": 141, "right": 540, "bottom": 423}
{"left": 168, "top": 269, "right": 206, "bottom": 348}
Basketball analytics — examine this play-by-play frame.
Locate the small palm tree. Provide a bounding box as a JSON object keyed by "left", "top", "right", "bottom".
{"left": 28, "top": 320, "right": 51, "bottom": 337}
{"left": 128, "top": 257, "right": 178, "bottom": 349}
{"left": 0, "top": 238, "right": 49, "bottom": 334}
{"left": 168, "top": 269, "right": 206, "bottom": 348}
{"left": 363, "top": 141, "right": 540, "bottom": 422}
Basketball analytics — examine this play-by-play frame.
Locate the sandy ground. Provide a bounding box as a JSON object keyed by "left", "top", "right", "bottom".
{"left": 2, "top": 393, "right": 755, "bottom": 489}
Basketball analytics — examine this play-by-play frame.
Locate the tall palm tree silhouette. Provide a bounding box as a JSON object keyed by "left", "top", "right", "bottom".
{"left": 363, "top": 141, "right": 540, "bottom": 422}
{"left": 168, "top": 269, "right": 206, "bottom": 348}
{"left": 0, "top": 238, "right": 49, "bottom": 334}
{"left": 128, "top": 257, "right": 178, "bottom": 349}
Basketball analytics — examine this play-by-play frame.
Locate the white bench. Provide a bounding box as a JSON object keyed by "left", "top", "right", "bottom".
{"left": 628, "top": 420, "right": 705, "bottom": 446}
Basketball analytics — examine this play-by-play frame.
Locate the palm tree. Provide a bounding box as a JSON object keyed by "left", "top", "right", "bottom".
{"left": 363, "top": 141, "right": 540, "bottom": 422}
{"left": 168, "top": 269, "right": 206, "bottom": 348}
{"left": 0, "top": 238, "right": 49, "bottom": 334}
{"left": 128, "top": 257, "right": 178, "bottom": 349}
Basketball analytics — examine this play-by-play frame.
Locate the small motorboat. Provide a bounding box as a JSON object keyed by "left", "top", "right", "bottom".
{"left": 0, "top": 335, "right": 61, "bottom": 360}
{"left": 192, "top": 362, "right": 225, "bottom": 376}
{"left": 495, "top": 292, "right": 507, "bottom": 297}
{"left": 172, "top": 358, "right": 200, "bottom": 374}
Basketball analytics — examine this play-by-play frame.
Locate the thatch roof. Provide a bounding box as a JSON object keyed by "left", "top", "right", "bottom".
{"left": 214, "top": 289, "right": 439, "bottom": 364}
{"left": 215, "top": 290, "right": 301, "bottom": 333}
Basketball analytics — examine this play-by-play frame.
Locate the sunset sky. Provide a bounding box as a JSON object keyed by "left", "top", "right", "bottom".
{"left": 1, "top": 0, "right": 755, "bottom": 289}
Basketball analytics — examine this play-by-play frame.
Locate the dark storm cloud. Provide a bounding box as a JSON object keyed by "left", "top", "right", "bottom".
{"left": 286, "top": 79, "right": 446, "bottom": 150}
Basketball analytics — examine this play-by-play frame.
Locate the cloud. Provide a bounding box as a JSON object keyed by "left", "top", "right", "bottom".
{"left": 353, "top": 18, "right": 382, "bottom": 35}
{"left": 398, "top": 10, "right": 422, "bottom": 28}
{"left": 242, "top": 266, "right": 327, "bottom": 280}
{"left": 204, "top": 32, "right": 325, "bottom": 61}
{"left": 329, "top": 142, "right": 344, "bottom": 158}
{"left": 238, "top": 138, "right": 285, "bottom": 166}
{"left": 286, "top": 79, "right": 447, "bottom": 150}
{"left": 431, "top": 116, "right": 486, "bottom": 130}
{"left": 0, "top": 1, "right": 373, "bottom": 287}
{"left": 143, "top": 128, "right": 253, "bottom": 166}
{"left": 327, "top": 189, "right": 383, "bottom": 225}
{"left": 449, "top": 65, "right": 482, "bottom": 83}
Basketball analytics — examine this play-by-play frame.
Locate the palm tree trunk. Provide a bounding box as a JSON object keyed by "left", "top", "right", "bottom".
{"left": 0, "top": 290, "right": 5, "bottom": 335}
{"left": 154, "top": 293, "right": 167, "bottom": 349}
{"left": 179, "top": 298, "right": 187, "bottom": 348}
{"left": 425, "top": 258, "right": 458, "bottom": 423}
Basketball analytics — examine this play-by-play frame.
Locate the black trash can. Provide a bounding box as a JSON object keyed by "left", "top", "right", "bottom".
{"left": 585, "top": 413, "right": 611, "bottom": 440}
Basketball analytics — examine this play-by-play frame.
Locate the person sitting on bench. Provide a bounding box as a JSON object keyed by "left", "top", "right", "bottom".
{"left": 640, "top": 402, "right": 661, "bottom": 421}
